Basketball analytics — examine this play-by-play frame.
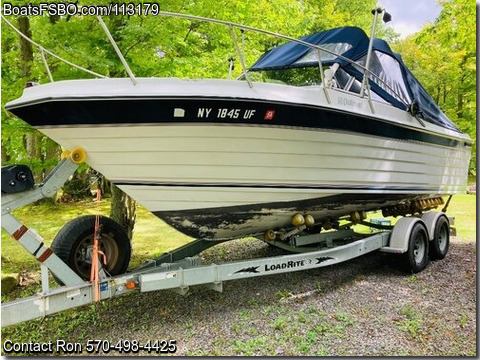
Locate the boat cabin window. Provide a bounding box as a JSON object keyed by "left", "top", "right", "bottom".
{"left": 360, "top": 51, "right": 412, "bottom": 105}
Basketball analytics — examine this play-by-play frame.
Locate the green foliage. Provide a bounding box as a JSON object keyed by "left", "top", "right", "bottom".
{"left": 396, "top": 305, "right": 427, "bottom": 342}
{"left": 1, "top": 0, "right": 377, "bottom": 173}
{"left": 0, "top": 0, "right": 381, "bottom": 86}
{"left": 270, "top": 316, "right": 288, "bottom": 330}
{"left": 393, "top": 0, "right": 476, "bottom": 173}
{"left": 2, "top": 0, "right": 474, "bottom": 175}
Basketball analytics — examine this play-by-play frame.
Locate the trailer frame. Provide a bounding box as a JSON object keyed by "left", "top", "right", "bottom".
{"left": 1, "top": 155, "right": 449, "bottom": 327}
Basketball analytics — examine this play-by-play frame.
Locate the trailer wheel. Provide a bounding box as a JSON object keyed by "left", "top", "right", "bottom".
{"left": 403, "top": 222, "right": 429, "bottom": 273}
{"left": 429, "top": 215, "right": 450, "bottom": 260}
{"left": 51, "top": 215, "right": 131, "bottom": 284}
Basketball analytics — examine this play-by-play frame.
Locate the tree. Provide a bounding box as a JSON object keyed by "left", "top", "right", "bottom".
{"left": 18, "top": 16, "right": 41, "bottom": 182}
{"left": 2, "top": 13, "right": 63, "bottom": 185}
{"left": 394, "top": 0, "right": 476, "bottom": 173}
{"left": 110, "top": 184, "right": 136, "bottom": 240}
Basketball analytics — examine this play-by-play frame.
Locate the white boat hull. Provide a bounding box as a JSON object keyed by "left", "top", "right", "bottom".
{"left": 41, "top": 124, "right": 470, "bottom": 239}
{"left": 5, "top": 78, "right": 471, "bottom": 239}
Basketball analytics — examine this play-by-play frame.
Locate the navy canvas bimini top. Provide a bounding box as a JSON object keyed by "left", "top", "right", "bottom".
{"left": 249, "top": 26, "right": 460, "bottom": 133}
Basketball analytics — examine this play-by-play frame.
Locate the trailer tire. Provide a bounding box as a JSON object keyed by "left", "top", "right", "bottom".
{"left": 402, "top": 221, "right": 429, "bottom": 273}
{"left": 51, "top": 215, "right": 131, "bottom": 284}
{"left": 429, "top": 215, "right": 450, "bottom": 260}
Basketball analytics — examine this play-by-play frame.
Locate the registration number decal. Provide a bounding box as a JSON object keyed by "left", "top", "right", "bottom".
{"left": 197, "top": 107, "right": 256, "bottom": 119}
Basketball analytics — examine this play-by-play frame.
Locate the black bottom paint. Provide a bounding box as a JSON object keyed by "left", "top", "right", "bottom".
{"left": 155, "top": 193, "right": 434, "bottom": 240}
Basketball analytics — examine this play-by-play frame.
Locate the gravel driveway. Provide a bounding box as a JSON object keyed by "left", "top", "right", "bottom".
{"left": 90, "top": 237, "right": 475, "bottom": 356}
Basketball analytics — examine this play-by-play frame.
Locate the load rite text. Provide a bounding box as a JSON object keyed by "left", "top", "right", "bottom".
{"left": 265, "top": 260, "right": 305, "bottom": 271}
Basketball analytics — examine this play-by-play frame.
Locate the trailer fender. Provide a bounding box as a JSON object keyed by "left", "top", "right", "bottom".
{"left": 422, "top": 211, "right": 450, "bottom": 260}
{"left": 381, "top": 217, "right": 425, "bottom": 254}
{"left": 421, "top": 211, "right": 448, "bottom": 241}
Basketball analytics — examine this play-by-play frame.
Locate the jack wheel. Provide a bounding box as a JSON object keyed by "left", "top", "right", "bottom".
{"left": 403, "top": 221, "right": 429, "bottom": 273}
{"left": 51, "top": 215, "right": 131, "bottom": 284}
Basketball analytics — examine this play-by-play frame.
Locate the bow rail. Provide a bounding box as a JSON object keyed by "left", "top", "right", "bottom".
{"left": 1, "top": 9, "right": 409, "bottom": 109}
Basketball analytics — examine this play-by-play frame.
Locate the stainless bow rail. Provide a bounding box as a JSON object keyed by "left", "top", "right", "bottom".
{"left": 1, "top": 8, "right": 411, "bottom": 113}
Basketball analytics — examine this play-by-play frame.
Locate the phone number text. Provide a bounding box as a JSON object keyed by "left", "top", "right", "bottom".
{"left": 85, "top": 339, "right": 176, "bottom": 354}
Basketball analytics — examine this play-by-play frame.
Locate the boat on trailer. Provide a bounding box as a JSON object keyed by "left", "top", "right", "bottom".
{"left": 0, "top": 9, "right": 472, "bottom": 326}
{"left": 5, "top": 12, "right": 471, "bottom": 241}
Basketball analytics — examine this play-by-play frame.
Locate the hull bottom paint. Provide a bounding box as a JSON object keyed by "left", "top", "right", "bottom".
{"left": 155, "top": 193, "right": 429, "bottom": 240}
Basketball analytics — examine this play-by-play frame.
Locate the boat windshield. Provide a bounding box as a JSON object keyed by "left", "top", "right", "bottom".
{"left": 346, "top": 49, "right": 412, "bottom": 106}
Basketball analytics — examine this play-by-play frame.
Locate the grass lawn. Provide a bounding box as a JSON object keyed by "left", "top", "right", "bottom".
{"left": 1, "top": 199, "right": 192, "bottom": 275}
{"left": 448, "top": 193, "right": 477, "bottom": 242}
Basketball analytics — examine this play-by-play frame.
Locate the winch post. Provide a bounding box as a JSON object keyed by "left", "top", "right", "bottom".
{"left": 2, "top": 158, "right": 79, "bottom": 215}
{"left": 1, "top": 157, "right": 85, "bottom": 286}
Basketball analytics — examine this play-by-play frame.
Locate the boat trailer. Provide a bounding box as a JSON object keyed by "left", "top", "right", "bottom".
{"left": 1, "top": 153, "right": 452, "bottom": 327}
